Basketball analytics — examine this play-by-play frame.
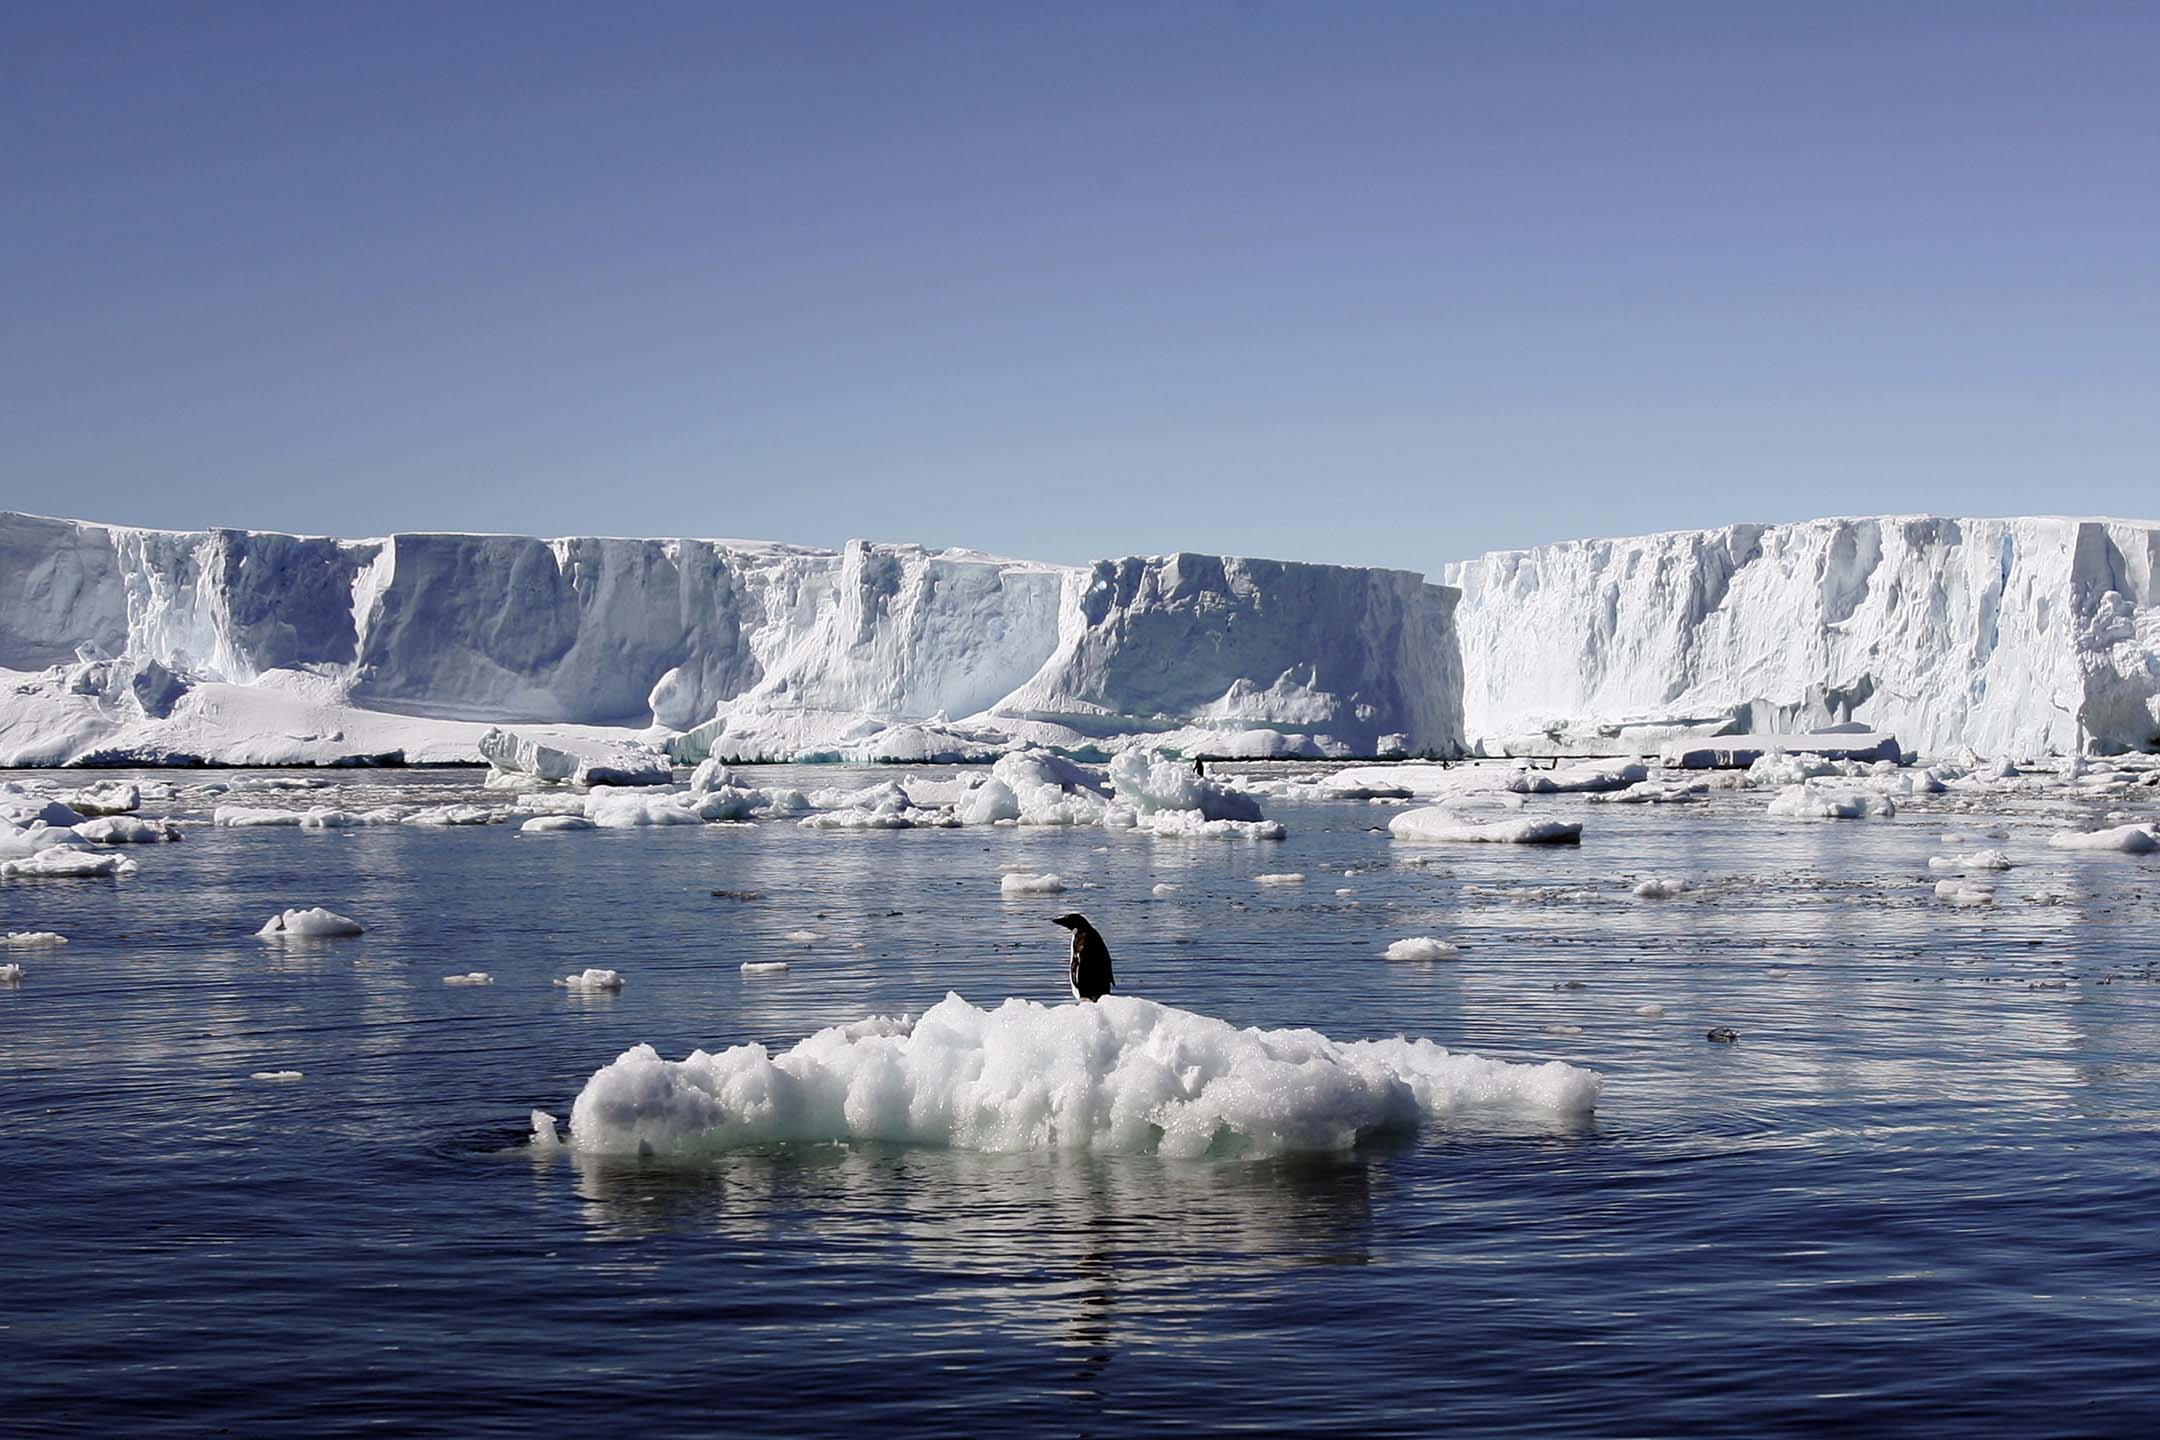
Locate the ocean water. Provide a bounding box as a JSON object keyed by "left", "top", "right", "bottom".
{"left": 5, "top": 764, "right": 2160, "bottom": 1437}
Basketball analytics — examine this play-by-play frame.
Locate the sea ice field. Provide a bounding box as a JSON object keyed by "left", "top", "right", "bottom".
{"left": 5, "top": 755, "right": 2160, "bottom": 1436}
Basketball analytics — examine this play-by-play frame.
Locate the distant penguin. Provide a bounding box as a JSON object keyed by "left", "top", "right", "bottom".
{"left": 1051, "top": 913, "right": 1115, "bottom": 1002}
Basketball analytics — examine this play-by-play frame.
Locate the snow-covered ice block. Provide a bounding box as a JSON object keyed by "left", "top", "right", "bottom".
{"left": 258, "top": 907, "right": 364, "bottom": 938}
{"left": 0, "top": 962, "right": 23, "bottom": 982}
{"left": 1253, "top": 872, "right": 1306, "bottom": 885}
{"left": 73, "top": 815, "right": 181, "bottom": 844}
{"left": 521, "top": 814, "right": 597, "bottom": 833}
{"left": 405, "top": 804, "right": 497, "bottom": 826}
{"left": 1765, "top": 784, "right": 1896, "bottom": 820}
{"left": 1389, "top": 809, "right": 1582, "bottom": 844}
{"left": 443, "top": 972, "right": 494, "bottom": 985}
{"left": 1000, "top": 872, "right": 1065, "bottom": 895}
{"left": 1384, "top": 937, "right": 1459, "bottom": 961}
{"left": 1934, "top": 879, "right": 1995, "bottom": 907}
{"left": 479, "top": 727, "right": 672, "bottom": 788}
{"left": 1507, "top": 760, "right": 1647, "bottom": 794}
{"left": 1665, "top": 732, "right": 1901, "bottom": 770}
{"left": 1927, "top": 850, "right": 2014, "bottom": 872}
{"left": 1, "top": 847, "right": 138, "bottom": 878}
{"left": 250, "top": 1070, "right": 303, "bottom": 1082}
{"left": 69, "top": 781, "right": 140, "bottom": 815}
{"left": 560, "top": 992, "right": 1600, "bottom": 1157}
{"left": 740, "top": 961, "right": 790, "bottom": 975}
{"left": 1631, "top": 876, "right": 1690, "bottom": 898}
{"left": 3, "top": 931, "right": 67, "bottom": 946}
{"left": 556, "top": 968, "right": 625, "bottom": 991}
{"left": 2048, "top": 824, "right": 2159, "bottom": 854}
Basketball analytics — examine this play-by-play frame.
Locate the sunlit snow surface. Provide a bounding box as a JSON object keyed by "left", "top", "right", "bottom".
{"left": 6, "top": 756, "right": 2160, "bottom": 1435}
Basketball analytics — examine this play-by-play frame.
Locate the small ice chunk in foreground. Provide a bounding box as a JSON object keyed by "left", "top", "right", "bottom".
{"left": 258, "top": 907, "right": 365, "bottom": 938}
{"left": 741, "top": 961, "right": 790, "bottom": 975}
{"left": 1254, "top": 872, "right": 1306, "bottom": 886}
{"left": 521, "top": 815, "right": 597, "bottom": 833}
{"left": 1635, "top": 1004, "right": 1665, "bottom": 1019}
{"left": 1151, "top": 883, "right": 1178, "bottom": 896}
{"left": 73, "top": 816, "right": 182, "bottom": 844}
{"left": 1000, "top": 872, "right": 1065, "bottom": 895}
{"left": 1928, "top": 849, "right": 2014, "bottom": 872}
{"left": 250, "top": 1070, "right": 303, "bottom": 1082}
{"left": 443, "top": 972, "right": 494, "bottom": 986}
{"left": 556, "top": 968, "right": 625, "bottom": 991}
{"left": 3, "top": 931, "right": 67, "bottom": 947}
{"left": 1389, "top": 810, "right": 1583, "bottom": 844}
{"left": 782, "top": 929, "right": 825, "bottom": 944}
{"left": 1631, "top": 876, "right": 1689, "bottom": 899}
{"left": 1934, "top": 879, "right": 1995, "bottom": 907}
{"left": 1384, "top": 937, "right": 1459, "bottom": 961}
{"left": 0, "top": 963, "right": 23, "bottom": 982}
{"left": 530, "top": 1110, "right": 562, "bottom": 1147}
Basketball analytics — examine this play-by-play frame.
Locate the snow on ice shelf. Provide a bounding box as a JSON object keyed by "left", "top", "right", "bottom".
{"left": 554, "top": 993, "right": 1599, "bottom": 1158}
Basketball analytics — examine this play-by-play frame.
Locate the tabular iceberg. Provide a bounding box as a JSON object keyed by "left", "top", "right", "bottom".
{"left": 0, "top": 512, "right": 1465, "bottom": 767}
{"left": 1446, "top": 515, "right": 2160, "bottom": 757}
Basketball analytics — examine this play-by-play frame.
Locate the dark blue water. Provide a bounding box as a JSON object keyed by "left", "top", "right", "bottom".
{"left": 5, "top": 765, "right": 2160, "bottom": 1436}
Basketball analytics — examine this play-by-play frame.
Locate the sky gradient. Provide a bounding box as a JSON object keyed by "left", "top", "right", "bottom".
{"left": 4, "top": 1, "right": 2155, "bottom": 574}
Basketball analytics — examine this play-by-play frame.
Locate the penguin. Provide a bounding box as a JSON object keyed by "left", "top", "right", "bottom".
{"left": 1051, "top": 913, "right": 1114, "bottom": 1002}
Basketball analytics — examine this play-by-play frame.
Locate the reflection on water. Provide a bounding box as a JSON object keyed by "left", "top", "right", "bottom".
{"left": 5, "top": 763, "right": 2160, "bottom": 1436}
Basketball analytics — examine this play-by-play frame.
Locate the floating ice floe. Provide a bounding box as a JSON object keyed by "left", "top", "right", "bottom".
{"left": 2047, "top": 824, "right": 2159, "bottom": 854}
{"left": 1635, "top": 1004, "right": 1666, "bottom": 1018}
{"left": 1765, "top": 784, "right": 1896, "bottom": 820}
{"left": 72, "top": 815, "right": 182, "bottom": 844}
{"left": 1384, "top": 937, "right": 1459, "bottom": 961}
{"left": 1000, "top": 872, "right": 1065, "bottom": 895}
{"left": 740, "top": 961, "right": 790, "bottom": 975}
{"left": 782, "top": 929, "right": 824, "bottom": 944}
{"left": 1934, "top": 880, "right": 1995, "bottom": 907}
{"left": 1150, "top": 883, "right": 1178, "bottom": 896}
{"left": 0, "top": 847, "right": 138, "bottom": 879}
{"left": 1631, "top": 876, "right": 1690, "bottom": 899}
{"left": 69, "top": 781, "right": 141, "bottom": 815}
{"left": 1389, "top": 809, "right": 1582, "bottom": 844}
{"left": 556, "top": 968, "right": 625, "bottom": 991}
{"left": 1927, "top": 850, "right": 2014, "bottom": 872}
{"left": 1254, "top": 872, "right": 1306, "bottom": 886}
{"left": 250, "top": 1070, "right": 303, "bottom": 1082}
{"left": 443, "top": 972, "right": 494, "bottom": 985}
{"left": 3, "top": 931, "right": 66, "bottom": 946}
{"left": 556, "top": 992, "right": 1601, "bottom": 1158}
{"left": 1107, "top": 748, "right": 1267, "bottom": 823}
{"left": 405, "top": 804, "right": 497, "bottom": 827}
{"left": 0, "top": 963, "right": 23, "bottom": 982}
{"left": 479, "top": 726, "right": 673, "bottom": 788}
{"left": 1506, "top": 760, "right": 1647, "bottom": 794}
{"left": 258, "top": 907, "right": 365, "bottom": 938}
{"left": 1589, "top": 779, "right": 1709, "bottom": 805}
{"left": 521, "top": 814, "right": 597, "bottom": 833}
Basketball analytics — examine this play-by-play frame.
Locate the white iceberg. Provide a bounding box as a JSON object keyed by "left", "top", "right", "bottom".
{"left": 556, "top": 968, "right": 626, "bottom": 991}
{"left": 1384, "top": 937, "right": 1459, "bottom": 961}
{"left": 1389, "top": 809, "right": 1582, "bottom": 844}
{"left": 559, "top": 992, "right": 1600, "bottom": 1158}
{"left": 1, "top": 847, "right": 138, "bottom": 878}
{"left": 257, "top": 907, "right": 365, "bottom": 938}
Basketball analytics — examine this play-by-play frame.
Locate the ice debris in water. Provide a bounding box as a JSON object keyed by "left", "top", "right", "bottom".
{"left": 556, "top": 969, "right": 625, "bottom": 991}
{"left": 0, "top": 963, "right": 23, "bottom": 983}
{"left": 1389, "top": 810, "right": 1582, "bottom": 844}
{"left": 1384, "top": 937, "right": 1459, "bottom": 961}
{"left": 1765, "top": 784, "right": 1896, "bottom": 820}
{"left": 73, "top": 815, "right": 182, "bottom": 844}
{"left": 3, "top": 931, "right": 67, "bottom": 946}
{"left": 0, "top": 847, "right": 138, "bottom": 879}
{"left": 1928, "top": 850, "right": 2014, "bottom": 872}
{"left": 740, "top": 961, "right": 790, "bottom": 975}
{"left": 782, "top": 929, "right": 824, "bottom": 944}
{"left": 443, "top": 972, "right": 494, "bottom": 986}
{"left": 250, "top": 1070, "right": 303, "bottom": 1082}
{"left": 1631, "top": 876, "right": 1690, "bottom": 899}
{"left": 1254, "top": 872, "right": 1306, "bottom": 886}
{"left": 559, "top": 992, "right": 1600, "bottom": 1158}
{"left": 1000, "top": 872, "right": 1065, "bottom": 895}
{"left": 1934, "top": 880, "right": 1995, "bottom": 907}
{"left": 2048, "top": 824, "right": 2159, "bottom": 854}
{"left": 1151, "top": 883, "right": 1178, "bottom": 896}
{"left": 520, "top": 815, "right": 596, "bottom": 833}
{"left": 258, "top": 907, "right": 365, "bottom": 938}
{"left": 1635, "top": 1004, "right": 1666, "bottom": 1019}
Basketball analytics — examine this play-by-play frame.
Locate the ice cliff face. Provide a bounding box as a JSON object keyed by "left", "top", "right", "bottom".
{"left": 1445, "top": 516, "right": 2160, "bottom": 757}
{"left": 0, "top": 512, "right": 1463, "bottom": 764}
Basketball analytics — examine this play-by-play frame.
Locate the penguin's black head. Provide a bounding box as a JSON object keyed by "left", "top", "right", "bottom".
{"left": 1050, "top": 913, "right": 1087, "bottom": 930}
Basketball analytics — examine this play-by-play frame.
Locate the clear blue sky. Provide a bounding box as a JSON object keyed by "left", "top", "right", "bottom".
{"left": 4, "top": 2, "right": 2154, "bottom": 573}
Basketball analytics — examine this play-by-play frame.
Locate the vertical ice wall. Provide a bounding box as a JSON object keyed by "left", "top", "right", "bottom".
{"left": 1444, "top": 516, "right": 2160, "bottom": 755}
